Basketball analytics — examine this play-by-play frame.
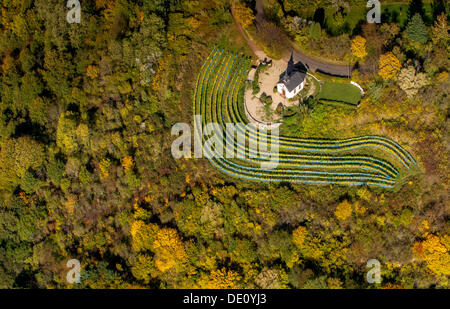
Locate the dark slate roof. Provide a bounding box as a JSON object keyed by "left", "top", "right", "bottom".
{"left": 280, "top": 71, "right": 306, "bottom": 92}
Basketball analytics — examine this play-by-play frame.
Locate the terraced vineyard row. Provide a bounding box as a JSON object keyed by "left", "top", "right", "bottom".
{"left": 193, "top": 49, "right": 416, "bottom": 189}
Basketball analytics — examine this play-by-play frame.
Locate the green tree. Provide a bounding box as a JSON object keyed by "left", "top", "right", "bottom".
{"left": 406, "top": 13, "right": 429, "bottom": 44}
{"left": 309, "top": 22, "right": 321, "bottom": 40}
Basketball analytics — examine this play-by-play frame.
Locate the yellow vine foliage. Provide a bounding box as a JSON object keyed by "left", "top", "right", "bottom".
{"left": 198, "top": 268, "right": 241, "bottom": 289}
{"left": 351, "top": 35, "right": 368, "bottom": 59}
{"left": 152, "top": 228, "right": 187, "bottom": 273}
{"left": 334, "top": 200, "right": 353, "bottom": 221}
{"left": 378, "top": 52, "right": 401, "bottom": 80}
{"left": 412, "top": 234, "right": 450, "bottom": 277}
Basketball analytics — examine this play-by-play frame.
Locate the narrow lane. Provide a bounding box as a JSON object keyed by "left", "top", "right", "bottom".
{"left": 253, "top": 0, "right": 354, "bottom": 77}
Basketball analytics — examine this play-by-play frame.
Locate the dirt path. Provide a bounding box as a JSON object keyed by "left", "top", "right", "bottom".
{"left": 229, "top": 0, "right": 266, "bottom": 60}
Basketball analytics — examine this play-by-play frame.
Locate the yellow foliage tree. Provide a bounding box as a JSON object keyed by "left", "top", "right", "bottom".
{"left": 86, "top": 65, "right": 99, "bottom": 79}
{"left": 431, "top": 13, "right": 449, "bottom": 47}
{"left": 292, "top": 225, "right": 350, "bottom": 273}
{"left": 152, "top": 228, "right": 187, "bottom": 273}
{"left": 436, "top": 71, "right": 448, "bottom": 84}
{"left": 122, "top": 155, "right": 134, "bottom": 171}
{"left": 413, "top": 234, "right": 450, "bottom": 277}
{"left": 198, "top": 268, "right": 241, "bottom": 289}
{"left": 378, "top": 52, "right": 401, "bottom": 80}
{"left": 233, "top": 2, "right": 255, "bottom": 29}
{"left": 99, "top": 158, "right": 111, "bottom": 180}
{"left": 351, "top": 35, "right": 368, "bottom": 59}
{"left": 334, "top": 200, "right": 353, "bottom": 221}
{"left": 131, "top": 220, "right": 159, "bottom": 252}
{"left": 292, "top": 226, "right": 307, "bottom": 248}
{"left": 131, "top": 254, "right": 157, "bottom": 284}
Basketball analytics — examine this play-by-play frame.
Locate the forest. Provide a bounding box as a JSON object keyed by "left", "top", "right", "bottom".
{"left": 0, "top": 0, "right": 448, "bottom": 289}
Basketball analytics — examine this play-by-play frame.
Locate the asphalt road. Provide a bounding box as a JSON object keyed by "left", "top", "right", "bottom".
{"left": 254, "top": 0, "right": 353, "bottom": 77}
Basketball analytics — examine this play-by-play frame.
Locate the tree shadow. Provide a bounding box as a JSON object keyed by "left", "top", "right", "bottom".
{"left": 313, "top": 8, "right": 325, "bottom": 27}
{"left": 432, "top": 0, "right": 447, "bottom": 20}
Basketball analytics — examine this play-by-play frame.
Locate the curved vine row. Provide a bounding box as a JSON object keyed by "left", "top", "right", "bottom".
{"left": 192, "top": 49, "right": 416, "bottom": 189}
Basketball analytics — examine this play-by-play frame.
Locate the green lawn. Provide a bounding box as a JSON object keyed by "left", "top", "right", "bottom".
{"left": 318, "top": 81, "right": 362, "bottom": 107}
{"left": 381, "top": 3, "right": 434, "bottom": 27}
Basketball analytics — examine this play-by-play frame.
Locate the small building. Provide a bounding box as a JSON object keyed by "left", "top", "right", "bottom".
{"left": 277, "top": 53, "right": 306, "bottom": 99}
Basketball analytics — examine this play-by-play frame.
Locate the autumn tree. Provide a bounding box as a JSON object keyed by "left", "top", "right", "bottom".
{"left": 233, "top": 2, "right": 255, "bottom": 29}
{"left": 255, "top": 267, "right": 288, "bottom": 289}
{"left": 431, "top": 13, "right": 449, "bottom": 47}
{"left": 398, "top": 66, "right": 428, "bottom": 99}
{"left": 198, "top": 268, "right": 241, "bottom": 289}
{"left": 122, "top": 155, "right": 134, "bottom": 171}
{"left": 380, "top": 23, "right": 400, "bottom": 46}
{"left": 131, "top": 254, "right": 157, "bottom": 284}
{"left": 334, "top": 200, "right": 352, "bottom": 221}
{"left": 351, "top": 35, "right": 367, "bottom": 59}
{"left": 378, "top": 52, "right": 402, "bottom": 80}
{"left": 0, "top": 137, "right": 45, "bottom": 191}
{"left": 152, "top": 227, "right": 187, "bottom": 273}
{"left": 131, "top": 220, "right": 159, "bottom": 252}
{"left": 413, "top": 234, "right": 450, "bottom": 278}
{"left": 56, "top": 112, "right": 89, "bottom": 155}
{"left": 292, "top": 226, "right": 307, "bottom": 249}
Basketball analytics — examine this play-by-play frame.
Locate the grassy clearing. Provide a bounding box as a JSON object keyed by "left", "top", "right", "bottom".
{"left": 217, "top": 21, "right": 254, "bottom": 57}
{"left": 318, "top": 81, "right": 362, "bottom": 107}
{"left": 381, "top": 3, "right": 434, "bottom": 27}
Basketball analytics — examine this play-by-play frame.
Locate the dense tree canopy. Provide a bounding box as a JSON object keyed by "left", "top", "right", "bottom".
{"left": 0, "top": 0, "right": 448, "bottom": 290}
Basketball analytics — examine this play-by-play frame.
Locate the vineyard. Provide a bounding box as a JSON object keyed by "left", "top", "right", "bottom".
{"left": 193, "top": 49, "right": 417, "bottom": 189}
